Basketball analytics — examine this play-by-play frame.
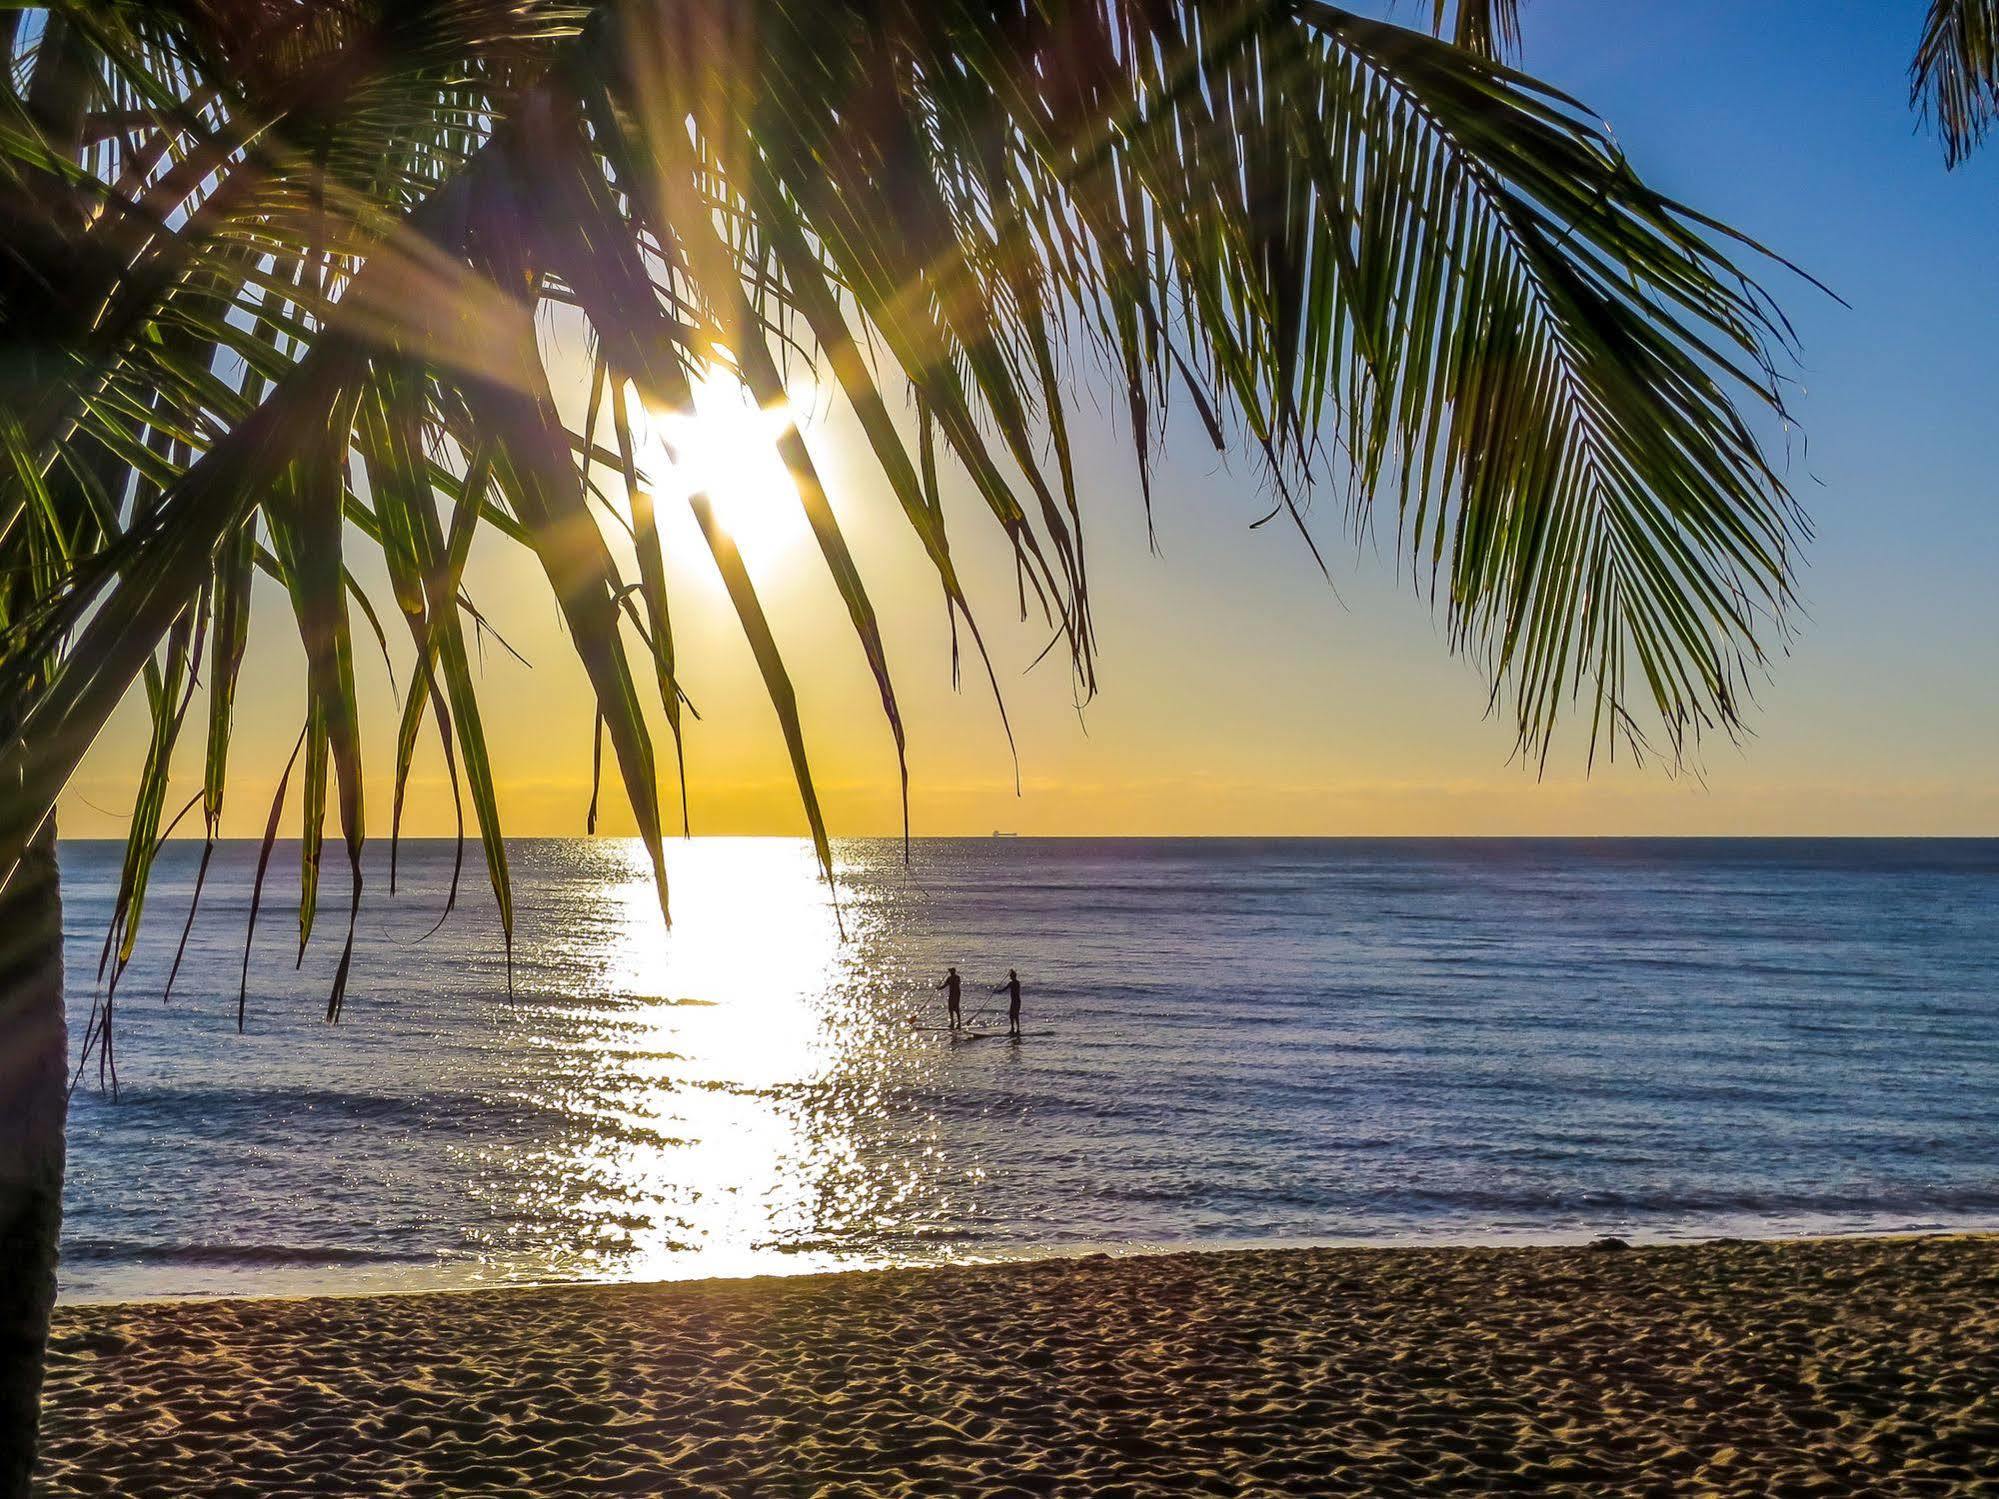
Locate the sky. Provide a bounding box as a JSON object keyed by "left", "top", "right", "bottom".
{"left": 60, "top": 0, "right": 1999, "bottom": 841}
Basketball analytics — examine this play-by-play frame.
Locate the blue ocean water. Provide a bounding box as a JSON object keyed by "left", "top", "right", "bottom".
{"left": 53, "top": 837, "right": 1999, "bottom": 1301}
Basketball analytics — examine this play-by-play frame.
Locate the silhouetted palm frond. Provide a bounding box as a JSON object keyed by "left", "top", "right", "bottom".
{"left": 0, "top": 1, "right": 1810, "bottom": 1025}
{"left": 1429, "top": 0, "right": 1520, "bottom": 60}
{"left": 1914, "top": 0, "right": 1999, "bottom": 166}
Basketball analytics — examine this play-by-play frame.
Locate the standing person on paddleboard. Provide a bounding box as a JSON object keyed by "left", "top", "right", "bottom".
{"left": 993, "top": 969, "right": 1023, "bottom": 1037}
{"left": 937, "top": 966, "right": 963, "bottom": 1030}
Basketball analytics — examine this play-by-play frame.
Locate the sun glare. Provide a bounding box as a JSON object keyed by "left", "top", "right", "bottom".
{"left": 628, "top": 371, "right": 811, "bottom": 570}
{"left": 529, "top": 838, "right": 880, "bottom": 1282}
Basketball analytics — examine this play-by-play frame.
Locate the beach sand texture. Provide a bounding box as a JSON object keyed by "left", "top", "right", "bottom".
{"left": 39, "top": 1235, "right": 1999, "bottom": 1496}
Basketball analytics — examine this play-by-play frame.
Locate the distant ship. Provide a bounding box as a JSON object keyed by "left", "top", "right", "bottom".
{"left": 991, "top": 830, "right": 1019, "bottom": 838}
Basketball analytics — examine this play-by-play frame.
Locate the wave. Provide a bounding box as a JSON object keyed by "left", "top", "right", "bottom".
{"left": 1089, "top": 1178, "right": 1999, "bottom": 1221}
{"left": 62, "top": 1238, "right": 433, "bottom": 1268}
{"left": 70, "top": 1083, "right": 689, "bottom": 1151}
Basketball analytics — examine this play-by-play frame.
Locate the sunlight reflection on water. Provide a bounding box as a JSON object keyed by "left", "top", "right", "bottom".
{"left": 506, "top": 838, "right": 885, "bottom": 1282}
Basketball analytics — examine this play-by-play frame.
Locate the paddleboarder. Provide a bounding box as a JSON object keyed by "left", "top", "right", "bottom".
{"left": 993, "top": 968, "right": 1022, "bottom": 1037}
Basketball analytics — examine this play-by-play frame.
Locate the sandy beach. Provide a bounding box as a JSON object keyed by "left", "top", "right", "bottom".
{"left": 38, "top": 1234, "right": 1999, "bottom": 1496}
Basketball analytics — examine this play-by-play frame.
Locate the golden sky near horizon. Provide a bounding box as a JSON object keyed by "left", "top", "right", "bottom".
{"left": 57, "top": 318, "right": 1997, "bottom": 844}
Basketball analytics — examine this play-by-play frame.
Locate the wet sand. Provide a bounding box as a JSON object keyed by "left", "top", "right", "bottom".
{"left": 39, "top": 1234, "right": 1999, "bottom": 1496}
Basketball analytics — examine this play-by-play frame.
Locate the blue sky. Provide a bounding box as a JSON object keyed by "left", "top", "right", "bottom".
{"left": 1513, "top": 0, "right": 1999, "bottom": 823}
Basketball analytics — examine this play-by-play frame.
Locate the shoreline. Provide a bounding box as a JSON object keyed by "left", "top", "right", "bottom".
{"left": 57, "top": 1215, "right": 1999, "bottom": 1308}
{"left": 43, "top": 1233, "right": 1999, "bottom": 1495}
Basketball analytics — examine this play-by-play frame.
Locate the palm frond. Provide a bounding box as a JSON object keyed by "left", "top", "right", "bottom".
{"left": 1914, "top": 0, "right": 1999, "bottom": 167}
{"left": 1429, "top": 0, "right": 1522, "bottom": 61}
{"left": 0, "top": 0, "right": 1813, "bottom": 1033}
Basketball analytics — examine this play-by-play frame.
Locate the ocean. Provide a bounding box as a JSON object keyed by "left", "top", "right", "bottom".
{"left": 52, "top": 836, "right": 1999, "bottom": 1301}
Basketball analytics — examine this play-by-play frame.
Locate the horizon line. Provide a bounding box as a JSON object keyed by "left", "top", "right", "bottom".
{"left": 53, "top": 832, "right": 1999, "bottom": 845}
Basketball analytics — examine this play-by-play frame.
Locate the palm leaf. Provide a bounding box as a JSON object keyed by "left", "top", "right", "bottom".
{"left": 1914, "top": 0, "right": 1999, "bottom": 166}
{"left": 1, "top": 1, "right": 1816, "bottom": 1012}
{"left": 1430, "top": 0, "right": 1523, "bottom": 61}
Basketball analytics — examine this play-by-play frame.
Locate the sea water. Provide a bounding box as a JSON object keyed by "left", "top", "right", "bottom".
{"left": 52, "top": 837, "right": 1999, "bottom": 1300}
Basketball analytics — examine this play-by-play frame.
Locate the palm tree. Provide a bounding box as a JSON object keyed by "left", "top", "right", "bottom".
{"left": 0, "top": 0, "right": 1854, "bottom": 1486}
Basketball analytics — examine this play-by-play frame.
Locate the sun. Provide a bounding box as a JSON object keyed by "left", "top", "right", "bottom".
{"left": 627, "top": 370, "right": 810, "bottom": 568}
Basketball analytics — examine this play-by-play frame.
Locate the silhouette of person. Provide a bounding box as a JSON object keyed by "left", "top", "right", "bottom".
{"left": 993, "top": 968, "right": 1022, "bottom": 1037}
{"left": 936, "top": 966, "right": 963, "bottom": 1030}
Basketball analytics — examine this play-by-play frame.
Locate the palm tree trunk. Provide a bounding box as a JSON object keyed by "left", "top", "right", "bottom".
{"left": 0, "top": 816, "right": 64, "bottom": 1498}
